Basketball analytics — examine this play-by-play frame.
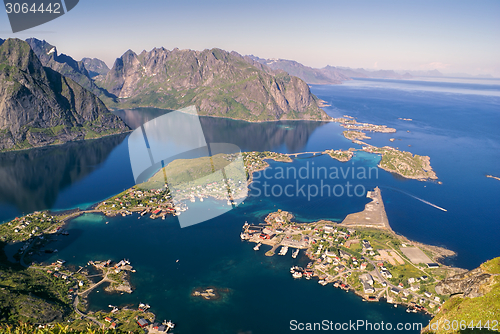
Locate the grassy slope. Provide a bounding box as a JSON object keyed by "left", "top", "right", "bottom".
{"left": 424, "top": 257, "right": 500, "bottom": 334}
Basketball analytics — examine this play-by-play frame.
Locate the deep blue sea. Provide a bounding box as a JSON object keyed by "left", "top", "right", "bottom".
{"left": 0, "top": 77, "right": 499, "bottom": 333}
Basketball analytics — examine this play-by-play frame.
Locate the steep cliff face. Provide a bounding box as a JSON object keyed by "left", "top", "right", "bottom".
{"left": 98, "top": 47, "right": 329, "bottom": 122}
{"left": 81, "top": 57, "right": 110, "bottom": 78}
{"left": 25, "top": 38, "right": 114, "bottom": 102}
{"left": 0, "top": 38, "right": 129, "bottom": 151}
{"left": 423, "top": 257, "right": 500, "bottom": 334}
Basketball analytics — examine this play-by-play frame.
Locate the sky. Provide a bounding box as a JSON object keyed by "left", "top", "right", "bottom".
{"left": 1, "top": 0, "right": 499, "bottom": 76}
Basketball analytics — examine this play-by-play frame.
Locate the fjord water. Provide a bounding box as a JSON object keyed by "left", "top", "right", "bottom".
{"left": 1, "top": 78, "right": 499, "bottom": 333}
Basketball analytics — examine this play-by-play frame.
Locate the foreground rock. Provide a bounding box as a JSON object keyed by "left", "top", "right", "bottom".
{"left": 0, "top": 39, "right": 129, "bottom": 152}
{"left": 423, "top": 257, "right": 500, "bottom": 333}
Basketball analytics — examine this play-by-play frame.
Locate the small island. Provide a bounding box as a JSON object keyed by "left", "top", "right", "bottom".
{"left": 332, "top": 116, "right": 397, "bottom": 133}
{"left": 363, "top": 145, "right": 438, "bottom": 181}
{"left": 191, "top": 286, "right": 231, "bottom": 301}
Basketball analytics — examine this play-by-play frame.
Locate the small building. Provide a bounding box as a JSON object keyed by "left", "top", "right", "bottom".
{"left": 324, "top": 225, "right": 334, "bottom": 233}
{"left": 137, "top": 318, "right": 148, "bottom": 328}
{"left": 104, "top": 317, "right": 113, "bottom": 323}
{"left": 362, "top": 240, "right": 373, "bottom": 250}
{"left": 110, "top": 322, "right": 117, "bottom": 329}
{"left": 339, "top": 250, "right": 351, "bottom": 259}
{"left": 262, "top": 227, "right": 273, "bottom": 235}
{"left": 390, "top": 287, "right": 400, "bottom": 295}
{"left": 424, "top": 291, "right": 432, "bottom": 298}
{"left": 360, "top": 273, "right": 374, "bottom": 285}
{"left": 381, "top": 270, "right": 392, "bottom": 279}
{"left": 362, "top": 281, "right": 374, "bottom": 294}
{"left": 408, "top": 277, "right": 416, "bottom": 284}
{"left": 56, "top": 259, "right": 66, "bottom": 265}
{"left": 427, "top": 263, "right": 439, "bottom": 269}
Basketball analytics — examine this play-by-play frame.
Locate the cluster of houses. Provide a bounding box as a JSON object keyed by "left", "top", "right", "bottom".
{"left": 44, "top": 259, "right": 85, "bottom": 300}
{"left": 136, "top": 317, "right": 175, "bottom": 333}
{"left": 243, "top": 151, "right": 290, "bottom": 175}
{"left": 244, "top": 212, "right": 445, "bottom": 314}
{"left": 340, "top": 120, "right": 396, "bottom": 133}
{"left": 1, "top": 211, "right": 60, "bottom": 246}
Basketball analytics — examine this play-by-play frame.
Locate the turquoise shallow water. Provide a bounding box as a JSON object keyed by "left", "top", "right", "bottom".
{"left": 1, "top": 77, "right": 499, "bottom": 333}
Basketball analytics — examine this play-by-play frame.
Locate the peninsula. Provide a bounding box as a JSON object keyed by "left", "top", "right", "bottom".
{"left": 241, "top": 187, "right": 462, "bottom": 315}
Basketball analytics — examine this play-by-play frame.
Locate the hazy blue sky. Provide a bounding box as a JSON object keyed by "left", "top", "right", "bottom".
{"left": 1, "top": 0, "right": 499, "bottom": 76}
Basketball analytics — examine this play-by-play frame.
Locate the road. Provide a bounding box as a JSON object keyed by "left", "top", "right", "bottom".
{"left": 73, "top": 295, "right": 103, "bottom": 328}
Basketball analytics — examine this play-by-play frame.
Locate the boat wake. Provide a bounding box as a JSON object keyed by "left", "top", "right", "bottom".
{"left": 382, "top": 186, "right": 447, "bottom": 212}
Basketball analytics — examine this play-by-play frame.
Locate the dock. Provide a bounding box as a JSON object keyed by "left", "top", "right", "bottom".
{"left": 340, "top": 187, "right": 392, "bottom": 231}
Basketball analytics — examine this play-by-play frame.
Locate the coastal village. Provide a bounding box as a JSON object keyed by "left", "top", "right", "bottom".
{"left": 241, "top": 187, "right": 461, "bottom": 315}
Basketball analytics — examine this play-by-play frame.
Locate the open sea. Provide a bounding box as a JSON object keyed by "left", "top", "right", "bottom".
{"left": 0, "top": 77, "right": 499, "bottom": 333}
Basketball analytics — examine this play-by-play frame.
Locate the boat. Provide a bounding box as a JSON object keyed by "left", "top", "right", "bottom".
{"left": 292, "top": 271, "right": 303, "bottom": 278}
{"left": 292, "top": 248, "right": 299, "bottom": 258}
{"left": 279, "top": 246, "right": 288, "bottom": 256}
{"left": 166, "top": 320, "right": 175, "bottom": 329}
{"left": 318, "top": 280, "right": 325, "bottom": 285}
{"left": 253, "top": 243, "right": 261, "bottom": 251}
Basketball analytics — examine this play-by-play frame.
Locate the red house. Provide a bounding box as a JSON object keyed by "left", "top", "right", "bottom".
{"left": 137, "top": 318, "right": 148, "bottom": 328}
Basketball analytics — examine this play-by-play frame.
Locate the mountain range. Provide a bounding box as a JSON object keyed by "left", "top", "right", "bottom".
{"left": 2, "top": 37, "right": 465, "bottom": 152}
{"left": 97, "top": 47, "right": 328, "bottom": 122}
{"left": 248, "top": 55, "right": 415, "bottom": 84}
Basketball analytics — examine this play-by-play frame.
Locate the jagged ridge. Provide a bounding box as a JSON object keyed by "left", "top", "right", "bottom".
{"left": 97, "top": 47, "right": 329, "bottom": 122}
{"left": 0, "top": 38, "right": 129, "bottom": 151}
